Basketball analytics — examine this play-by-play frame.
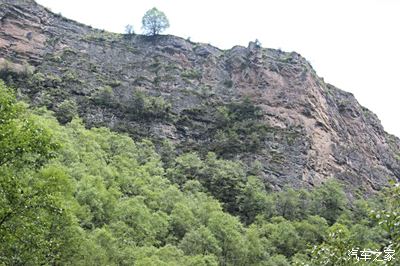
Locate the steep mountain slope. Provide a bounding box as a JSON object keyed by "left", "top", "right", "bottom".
{"left": 1, "top": 0, "right": 399, "bottom": 192}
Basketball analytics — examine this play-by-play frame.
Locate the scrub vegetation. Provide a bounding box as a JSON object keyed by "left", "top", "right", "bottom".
{"left": 1, "top": 81, "right": 398, "bottom": 265}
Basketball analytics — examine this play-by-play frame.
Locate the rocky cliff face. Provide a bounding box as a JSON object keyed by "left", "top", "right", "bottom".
{"left": 1, "top": 0, "right": 399, "bottom": 192}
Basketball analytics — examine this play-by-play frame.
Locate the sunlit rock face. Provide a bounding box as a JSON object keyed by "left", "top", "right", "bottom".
{"left": 1, "top": 0, "right": 399, "bottom": 193}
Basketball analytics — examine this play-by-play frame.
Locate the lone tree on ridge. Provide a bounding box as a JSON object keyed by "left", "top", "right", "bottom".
{"left": 141, "top": 7, "right": 170, "bottom": 36}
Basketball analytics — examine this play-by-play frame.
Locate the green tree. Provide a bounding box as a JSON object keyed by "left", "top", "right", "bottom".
{"left": 166, "top": 152, "right": 204, "bottom": 187}
{"left": 294, "top": 215, "right": 329, "bottom": 246}
{"left": 261, "top": 217, "right": 302, "bottom": 257}
{"left": 265, "top": 255, "right": 290, "bottom": 266}
{"left": 92, "top": 86, "right": 115, "bottom": 107}
{"left": 275, "top": 188, "right": 302, "bottom": 221}
{"left": 237, "top": 175, "right": 275, "bottom": 224}
{"left": 202, "top": 153, "right": 246, "bottom": 214}
{"left": 211, "top": 99, "right": 268, "bottom": 157}
{"left": 133, "top": 245, "right": 218, "bottom": 266}
{"left": 0, "top": 81, "right": 57, "bottom": 168}
{"left": 308, "top": 223, "right": 353, "bottom": 266}
{"left": 371, "top": 182, "right": 400, "bottom": 255}
{"left": 245, "top": 224, "right": 271, "bottom": 264}
{"left": 56, "top": 99, "right": 78, "bottom": 124}
{"left": 111, "top": 197, "right": 169, "bottom": 246}
{"left": 179, "top": 226, "right": 222, "bottom": 257}
{"left": 142, "top": 7, "right": 170, "bottom": 36}
{"left": 0, "top": 81, "right": 79, "bottom": 264}
{"left": 170, "top": 202, "right": 198, "bottom": 239}
{"left": 75, "top": 175, "right": 119, "bottom": 229}
{"left": 207, "top": 212, "right": 247, "bottom": 265}
{"left": 310, "top": 180, "right": 347, "bottom": 225}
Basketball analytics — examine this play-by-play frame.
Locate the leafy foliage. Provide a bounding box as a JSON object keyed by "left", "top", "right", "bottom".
{"left": 91, "top": 89, "right": 171, "bottom": 122}
{"left": 142, "top": 7, "right": 170, "bottom": 36}
{"left": 125, "top": 91, "right": 171, "bottom": 121}
{"left": 177, "top": 98, "right": 270, "bottom": 158}
{"left": 211, "top": 98, "right": 269, "bottom": 156}
{"left": 0, "top": 81, "right": 73, "bottom": 264}
{"left": 0, "top": 81, "right": 398, "bottom": 265}
{"left": 56, "top": 99, "right": 78, "bottom": 124}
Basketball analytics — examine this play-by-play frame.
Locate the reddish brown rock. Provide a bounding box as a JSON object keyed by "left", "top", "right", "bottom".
{"left": 0, "top": 0, "right": 399, "bottom": 193}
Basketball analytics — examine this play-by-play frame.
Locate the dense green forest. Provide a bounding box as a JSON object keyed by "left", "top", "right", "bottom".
{"left": 0, "top": 80, "right": 398, "bottom": 265}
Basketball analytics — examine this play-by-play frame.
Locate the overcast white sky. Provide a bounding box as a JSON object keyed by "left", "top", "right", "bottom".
{"left": 36, "top": 0, "right": 400, "bottom": 137}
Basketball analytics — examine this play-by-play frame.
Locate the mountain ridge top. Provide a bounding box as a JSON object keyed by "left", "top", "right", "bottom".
{"left": 1, "top": 0, "right": 399, "bottom": 192}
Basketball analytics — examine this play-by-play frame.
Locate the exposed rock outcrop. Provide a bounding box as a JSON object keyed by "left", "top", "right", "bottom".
{"left": 1, "top": 0, "right": 399, "bottom": 193}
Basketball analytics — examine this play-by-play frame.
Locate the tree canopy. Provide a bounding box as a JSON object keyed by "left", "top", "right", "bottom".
{"left": 141, "top": 7, "right": 170, "bottom": 36}
{"left": 0, "top": 80, "right": 398, "bottom": 265}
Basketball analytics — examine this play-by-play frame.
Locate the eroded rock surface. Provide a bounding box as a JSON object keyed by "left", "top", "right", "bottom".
{"left": 1, "top": 0, "right": 399, "bottom": 193}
